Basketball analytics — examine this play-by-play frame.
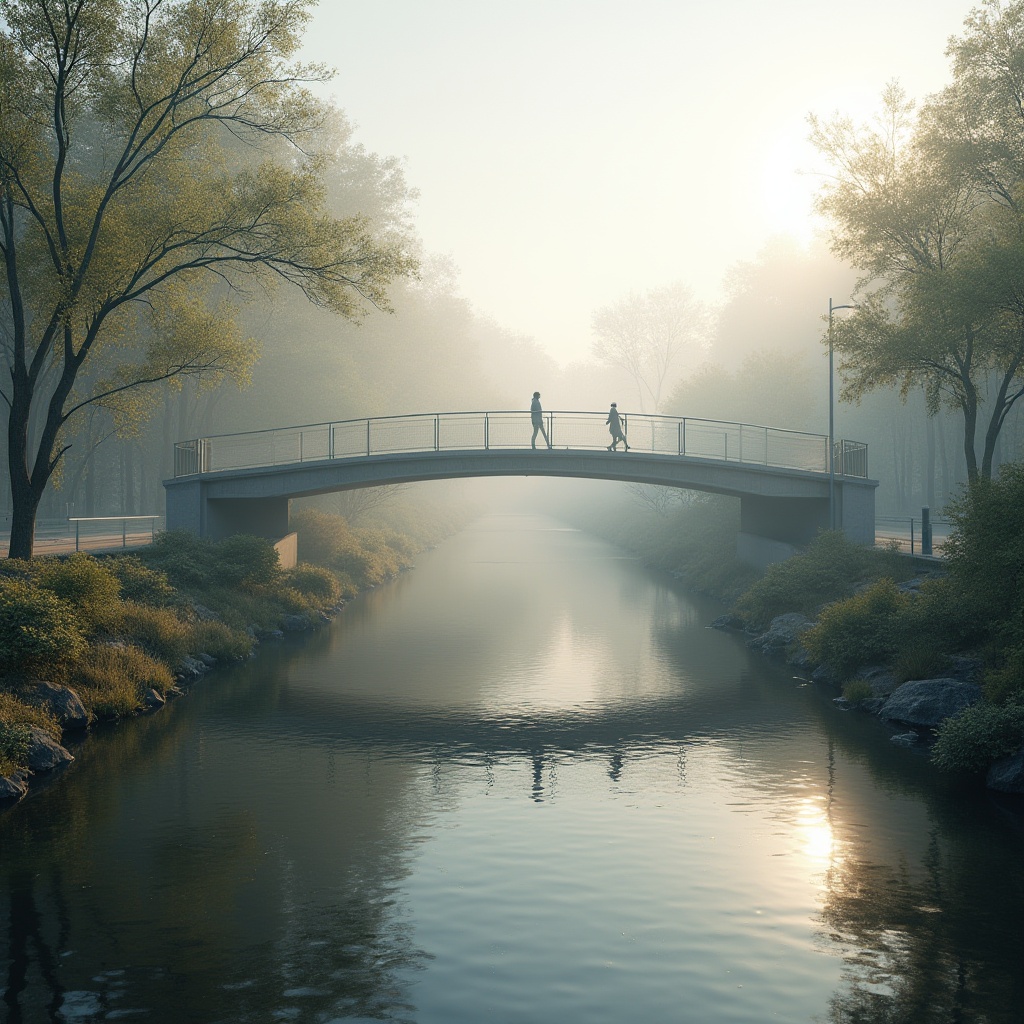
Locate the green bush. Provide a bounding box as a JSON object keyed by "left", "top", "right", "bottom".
{"left": 842, "top": 679, "right": 874, "bottom": 702}
{"left": 114, "top": 602, "right": 192, "bottom": 668}
{"left": 0, "top": 692, "right": 61, "bottom": 775}
{"left": 0, "top": 577, "right": 88, "bottom": 673}
{"left": 37, "top": 553, "right": 122, "bottom": 631}
{"left": 72, "top": 645, "right": 175, "bottom": 718}
{"left": 736, "top": 532, "right": 868, "bottom": 626}
{"left": 141, "top": 530, "right": 213, "bottom": 588}
{"left": 142, "top": 531, "right": 282, "bottom": 592}
{"left": 981, "top": 642, "right": 1024, "bottom": 704}
{"left": 802, "top": 578, "right": 912, "bottom": 678}
{"left": 943, "top": 468, "right": 1024, "bottom": 631}
{"left": 893, "top": 646, "right": 949, "bottom": 685}
{"left": 0, "top": 723, "right": 30, "bottom": 777}
{"left": 210, "top": 534, "right": 281, "bottom": 587}
{"left": 932, "top": 697, "right": 1024, "bottom": 773}
{"left": 284, "top": 563, "right": 342, "bottom": 605}
{"left": 292, "top": 509, "right": 414, "bottom": 590}
{"left": 107, "top": 555, "right": 177, "bottom": 606}
{"left": 189, "top": 620, "right": 255, "bottom": 661}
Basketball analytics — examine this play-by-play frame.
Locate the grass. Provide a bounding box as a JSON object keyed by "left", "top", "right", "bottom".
{"left": 72, "top": 645, "right": 176, "bottom": 719}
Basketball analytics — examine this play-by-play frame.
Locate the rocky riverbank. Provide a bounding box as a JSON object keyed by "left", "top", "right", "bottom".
{"left": 714, "top": 586, "right": 1024, "bottom": 793}
{"left": 0, "top": 596, "right": 347, "bottom": 805}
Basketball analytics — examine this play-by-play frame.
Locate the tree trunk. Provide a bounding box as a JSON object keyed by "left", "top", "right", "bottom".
{"left": 926, "top": 408, "right": 936, "bottom": 508}
{"left": 7, "top": 382, "right": 38, "bottom": 559}
{"left": 961, "top": 392, "right": 980, "bottom": 483}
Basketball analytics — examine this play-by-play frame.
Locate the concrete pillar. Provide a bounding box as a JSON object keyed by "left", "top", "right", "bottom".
{"left": 205, "top": 497, "right": 290, "bottom": 541}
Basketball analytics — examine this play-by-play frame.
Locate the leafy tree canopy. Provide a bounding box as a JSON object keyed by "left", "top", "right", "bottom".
{"left": 0, "top": 0, "right": 417, "bottom": 557}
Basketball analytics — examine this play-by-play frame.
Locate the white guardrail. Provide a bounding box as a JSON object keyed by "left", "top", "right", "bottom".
{"left": 173, "top": 410, "right": 869, "bottom": 480}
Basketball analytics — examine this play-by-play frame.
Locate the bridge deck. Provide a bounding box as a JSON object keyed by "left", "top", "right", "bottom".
{"left": 173, "top": 410, "right": 868, "bottom": 480}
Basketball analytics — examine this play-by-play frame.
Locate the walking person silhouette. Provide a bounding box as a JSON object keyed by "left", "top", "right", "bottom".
{"left": 531, "top": 391, "right": 552, "bottom": 449}
{"left": 606, "top": 402, "right": 628, "bottom": 451}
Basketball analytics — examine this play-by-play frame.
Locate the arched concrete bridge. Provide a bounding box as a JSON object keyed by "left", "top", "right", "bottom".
{"left": 164, "top": 410, "right": 877, "bottom": 566}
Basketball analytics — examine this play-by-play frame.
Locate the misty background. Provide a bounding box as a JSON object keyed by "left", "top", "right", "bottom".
{"left": 2, "top": 0, "right": 1010, "bottom": 526}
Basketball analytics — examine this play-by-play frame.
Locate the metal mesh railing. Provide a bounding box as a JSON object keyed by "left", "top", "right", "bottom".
{"left": 173, "top": 410, "right": 868, "bottom": 480}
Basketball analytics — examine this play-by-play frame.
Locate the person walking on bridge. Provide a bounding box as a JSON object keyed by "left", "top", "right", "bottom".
{"left": 531, "top": 392, "right": 552, "bottom": 449}
{"left": 606, "top": 402, "right": 628, "bottom": 451}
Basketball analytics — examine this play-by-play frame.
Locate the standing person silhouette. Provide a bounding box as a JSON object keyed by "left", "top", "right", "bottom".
{"left": 606, "top": 402, "right": 629, "bottom": 450}
{"left": 531, "top": 391, "right": 552, "bottom": 449}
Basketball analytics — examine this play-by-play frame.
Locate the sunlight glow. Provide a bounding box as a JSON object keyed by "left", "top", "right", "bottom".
{"left": 797, "top": 799, "right": 837, "bottom": 864}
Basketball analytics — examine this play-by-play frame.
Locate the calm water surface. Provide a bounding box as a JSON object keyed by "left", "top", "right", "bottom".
{"left": 3, "top": 514, "right": 1024, "bottom": 1023}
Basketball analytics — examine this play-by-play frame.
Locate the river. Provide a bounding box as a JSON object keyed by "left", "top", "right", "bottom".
{"left": 2, "top": 513, "right": 1024, "bottom": 1023}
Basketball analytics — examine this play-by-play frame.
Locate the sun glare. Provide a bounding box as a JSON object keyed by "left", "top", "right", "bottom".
{"left": 758, "top": 133, "right": 820, "bottom": 247}
{"left": 797, "top": 799, "right": 837, "bottom": 864}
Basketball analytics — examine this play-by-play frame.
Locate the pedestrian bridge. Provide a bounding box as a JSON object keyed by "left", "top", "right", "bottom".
{"left": 164, "top": 410, "right": 877, "bottom": 566}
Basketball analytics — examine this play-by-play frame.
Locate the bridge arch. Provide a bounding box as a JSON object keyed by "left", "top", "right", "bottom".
{"left": 164, "top": 410, "right": 877, "bottom": 567}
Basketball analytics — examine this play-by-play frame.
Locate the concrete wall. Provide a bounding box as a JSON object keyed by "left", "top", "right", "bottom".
{"left": 274, "top": 532, "right": 298, "bottom": 569}
{"left": 739, "top": 494, "right": 829, "bottom": 546}
{"left": 735, "top": 533, "right": 801, "bottom": 569}
{"left": 204, "top": 496, "right": 290, "bottom": 542}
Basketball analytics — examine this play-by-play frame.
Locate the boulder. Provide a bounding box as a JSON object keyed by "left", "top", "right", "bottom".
{"left": 880, "top": 678, "right": 982, "bottom": 728}
{"left": 946, "top": 655, "right": 983, "bottom": 683}
{"left": 142, "top": 688, "right": 166, "bottom": 711}
{"left": 812, "top": 663, "right": 839, "bottom": 686}
{"left": 747, "top": 613, "right": 815, "bottom": 656}
{"left": 987, "top": 749, "right": 1024, "bottom": 793}
{"left": 176, "top": 655, "right": 208, "bottom": 680}
{"left": 0, "top": 771, "right": 29, "bottom": 801}
{"left": 196, "top": 652, "right": 217, "bottom": 667}
{"left": 280, "top": 614, "right": 312, "bottom": 632}
{"left": 25, "top": 727, "right": 74, "bottom": 772}
{"left": 851, "top": 665, "right": 899, "bottom": 697}
{"left": 25, "top": 680, "right": 89, "bottom": 731}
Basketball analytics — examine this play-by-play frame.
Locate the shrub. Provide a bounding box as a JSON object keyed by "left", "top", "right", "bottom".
{"left": 37, "top": 553, "right": 122, "bottom": 631}
{"left": 842, "top": 679, "right": 874, "bottom": 702}
{"left": 981, "top": 642, "right": 1024, "bottom": 704}
{"left": 284, "top": 563, "right": 341, "bottom": 605}
{"left": 932, "top": 697, "right": 1024, "bottom": 774}
{"left": 292, "top": 507, "right": 354, "bottom": 566}
{"left": 273, "top": 586, "right": 319, "bottom": 616}
{"left": 943, "top": 467, "right": 1024, "bottom": 636}
{"left": 114, "top": 603, "right": 192, "bottom": 668}
{"left": 72, "top": 645, "right": 175, "bottom": 718}
{"left": 141, "top": 530, "right": 213, "bottom": 589}
{"left": 197, "top": 586, "right": 281, "bottom": 631}
{"left": 210, "top": 535, "right": 281, "bottom": 587}
{"left": 0, "top": 723, "right": 30, "bottom": 776}
{"left": 107, "top": 556, "right": 177, "bottom": 606}
{"left": 893, "top": 646, "right": 949, "bottom": 685}
{"left": 735, "top": 531, "right": 868, "bottom": 626}
{"left": 190, "top": 620, "right": 255, "bottom": 661}
{"left": 802, "top": 579, "right": 912, "bottom": 678}
{"left": 0, "top": 692, "right": 61, "bottom": 775}
{"left": 0, "top": 577, "right": 88, "bottom": 674}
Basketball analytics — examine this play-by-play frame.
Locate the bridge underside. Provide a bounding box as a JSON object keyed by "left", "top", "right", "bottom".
{"left": 165, "top": 449, "right": 877, "bottom": 567}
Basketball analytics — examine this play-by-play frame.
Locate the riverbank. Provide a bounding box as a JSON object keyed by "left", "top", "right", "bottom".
{"left": 0, "top": 502, "right": 468, "bottom": 805}
{"left": 553, "top": 483, "right": 1024, "bottom": 790}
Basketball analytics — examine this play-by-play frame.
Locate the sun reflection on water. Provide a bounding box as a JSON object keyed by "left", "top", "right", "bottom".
{"left": 796, "top": 799, "right": 838, "bottom": 865}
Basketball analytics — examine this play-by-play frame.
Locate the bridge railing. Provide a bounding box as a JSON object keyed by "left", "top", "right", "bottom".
{"left": 172, "top": 411, "right": 868, "bottom": 479}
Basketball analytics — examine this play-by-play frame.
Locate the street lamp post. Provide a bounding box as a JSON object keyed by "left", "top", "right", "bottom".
{"left": 828, "top": 298, "right": 857, "bottom": 532}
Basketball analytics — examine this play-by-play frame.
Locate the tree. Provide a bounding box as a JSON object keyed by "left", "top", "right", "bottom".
{"left": 591, "top": 282, "right": 708, "bottom": 413}
{"left": 0, "top": 0, "right": 415, "bottom": 557}
{"left": 810, "top": 41, "right": 1024, "bottom": 484}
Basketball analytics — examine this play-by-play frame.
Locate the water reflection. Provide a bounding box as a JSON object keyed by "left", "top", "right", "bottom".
{"left": 2, "top": 515, "right": 1024, "bottom": 1022}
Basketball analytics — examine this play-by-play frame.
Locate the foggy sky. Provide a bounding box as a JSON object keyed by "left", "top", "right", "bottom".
{"left": 304, "top": 0, "right": 974, "bottom": 363}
